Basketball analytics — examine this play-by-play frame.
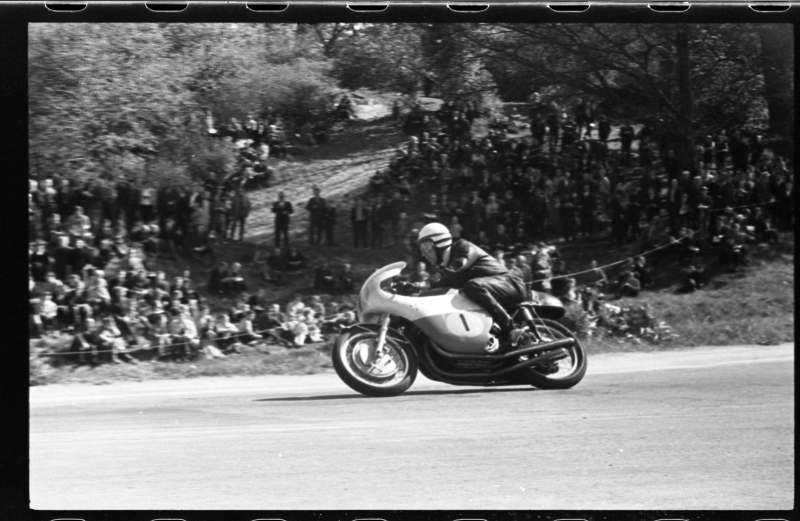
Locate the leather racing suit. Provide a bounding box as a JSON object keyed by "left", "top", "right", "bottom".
{"left": 429, "top": 238, "right": 528, "bottom": 333}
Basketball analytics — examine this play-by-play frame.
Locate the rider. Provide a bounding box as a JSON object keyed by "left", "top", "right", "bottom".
{"left": 406, "top": 223, "right": 528, "bottom": 351}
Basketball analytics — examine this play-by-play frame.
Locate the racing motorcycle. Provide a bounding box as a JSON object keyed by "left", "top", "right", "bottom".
{"left": 332, "top": 262, "right": 587, "bottom": 397}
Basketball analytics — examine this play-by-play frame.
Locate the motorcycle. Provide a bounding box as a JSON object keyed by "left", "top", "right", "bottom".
{"left": 332, "top": 262, "right": 587, "bottom": 397}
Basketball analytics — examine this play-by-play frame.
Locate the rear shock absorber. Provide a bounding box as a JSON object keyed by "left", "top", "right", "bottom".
{"left": 517, "top": 307, "right": 545, "bottom": 343}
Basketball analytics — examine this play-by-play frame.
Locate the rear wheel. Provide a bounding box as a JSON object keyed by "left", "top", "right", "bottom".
{"left": 518, "top": 318, "right": 587, "bottom": 390}
{"left": 332, "top": 330, "right": 418, "bottom": 397}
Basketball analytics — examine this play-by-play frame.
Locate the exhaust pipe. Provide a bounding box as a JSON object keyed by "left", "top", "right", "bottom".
{"left": 428, "top": 337, "right": 575, "bottom": 361}
{"left": 420, "top": 346, "right": 572, "bottom": 381}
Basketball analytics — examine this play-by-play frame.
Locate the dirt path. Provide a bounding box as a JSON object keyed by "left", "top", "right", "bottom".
{"left": 246, "top": 99, "right": 402, "bottom": 243}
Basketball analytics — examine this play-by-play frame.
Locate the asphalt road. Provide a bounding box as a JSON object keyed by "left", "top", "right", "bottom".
{"left": 30, "top": 343, "right": 794, "bottom": 511}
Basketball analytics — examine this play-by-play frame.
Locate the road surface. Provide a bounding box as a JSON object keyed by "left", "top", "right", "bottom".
{"left": 30, "top": 343, "right": 794, "bottom": 510}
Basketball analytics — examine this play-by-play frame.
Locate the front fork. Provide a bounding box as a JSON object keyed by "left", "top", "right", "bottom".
{"left": 374, "top": 314, "right": 391, "bottom": 356}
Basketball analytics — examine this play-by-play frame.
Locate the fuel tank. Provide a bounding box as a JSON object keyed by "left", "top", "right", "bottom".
{"left": 411, "top": 291, "right": 493, "bottom": 354}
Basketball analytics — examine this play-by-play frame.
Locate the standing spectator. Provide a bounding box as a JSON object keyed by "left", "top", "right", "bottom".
{"left": 324, "top": 205, "right": 337, "bottom": 247}
{"left": 350, "top": 197, "right": 370, "bottom": 248}
{"left": 774, "top": 179, "right": 794, "bottom": 231}
{"left": 714, "top": 130, "right": 728, "bottom": 171}
{"left": 139, "top": 185, "right": 157, "bottom": 223}
{"left": 228, "top": 188, "right": 251, "bottom": 242}
{"left": 210, "top": 193, "right": 229, "bottom": 244}
{"left": 626, "top": 186, "right": 642, "bottom": 243}
{"left": 337, "top": 263, "right": 355, "bottom": 294}
{"left": 272, "top": 191, "right": 293, "bottom": 248}
{"left": 619, "top": 122, "right": 634, "bottom": 167}
{"left": 30, "top": 240, "right": 51, "bottom": 283}
{"left": 67, "top": 206, "right": 91, "bottom": 238}
{"left": 577, "top": 182, "right": 595, "bottom": 238}
{"left": 306, "top": 186, "right": 326, "bottom": 245}
{"left": 370, "top": 194, "right": 391, "bottom": 249}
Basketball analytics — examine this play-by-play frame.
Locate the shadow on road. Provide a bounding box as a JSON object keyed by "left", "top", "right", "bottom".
{"left": 254, "top": 387, "right": 535, "bottom": 402}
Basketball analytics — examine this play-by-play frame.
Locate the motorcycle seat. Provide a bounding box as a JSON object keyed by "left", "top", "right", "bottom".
{"left": 513, "top": 291, "right": 566, "bottom": 320}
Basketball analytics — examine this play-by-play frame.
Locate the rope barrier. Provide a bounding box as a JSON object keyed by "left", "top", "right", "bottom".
{"left": 32, "top": 320, "right": 337, "bottom": 358}
{"left": 531, "top": 199, "right": 771, "bottom": 284}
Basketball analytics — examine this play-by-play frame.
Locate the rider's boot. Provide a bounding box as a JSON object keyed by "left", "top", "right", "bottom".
{"left": 484, "top": 311, "right": 525, "bottom": 353}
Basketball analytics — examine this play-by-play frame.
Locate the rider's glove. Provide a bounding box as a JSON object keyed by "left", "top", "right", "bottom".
{"left": 395, "top": 281, "right": 416, "bottom": 295}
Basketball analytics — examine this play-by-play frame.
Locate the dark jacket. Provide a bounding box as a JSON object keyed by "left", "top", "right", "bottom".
{"left": 434, "top": 239, "right": 509, "bottom": 289}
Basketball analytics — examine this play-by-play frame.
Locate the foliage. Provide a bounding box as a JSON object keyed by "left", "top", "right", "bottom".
{"left": 595, "top": 302, "right": 679, "bottom": 345}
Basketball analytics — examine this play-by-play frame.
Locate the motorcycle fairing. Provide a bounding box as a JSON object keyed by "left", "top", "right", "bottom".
{"left": 359, "top": 262, "right": 493, "bottom": 353}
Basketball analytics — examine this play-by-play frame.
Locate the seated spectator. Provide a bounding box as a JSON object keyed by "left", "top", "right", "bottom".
{"left": 168, "top": 307, "right": 200, "bottom": 361}
{"left": 159, "top": 218, "right": 182, "bottom": 259}
{"left": 679, "top": 263, "right": 708, "bottom": 293}
{"left": 314, "top": 263, "right": 336, "bottom": 293}
{"left": 515, "top": 255, "right": 532, "bottom": 283}
{"left": 752, "top": 208, "right": 779, "bottom": 244}
{"left": 408, "top": 260, "right": 430, "bottom": 289}
{"left": 208, "top": 261, "right": 228, "bottom": 294}
{"left": 213, "top": 314, "right": 242, "bottom": 354}
{"left": 616, "top": 271, "right": 641, "bottom": 299}
{"left": 195, "top": 305, "right": 226, "bottom": 359}
{"left": 320, "top": 310, "right": 357, "bottom": 334}
{"left": 307, "top": 295, "right": 326, "bottom": 319}
{"left": 286, "top": 293, "right": 306, "bottom": 316}
{"left": 584, "top": 260, "right": 607, "bottom": 291}
{"left": 291, "top": 313, "right": 310, "bottom": 347}
{"left": 39, "top": 292, "right": 59, "bottom": 335}
{"left": 260, "top": 305, "right": 295, "bottom": 347}
{"left": 237, "top": 310, "right": 263, "bottom": 346}
{"left": 229, "top": 298, "right": 250, "bottom": 324}
{"left": 253, "top": 242, "right": 272, "bottom": 280}
{"left": 98, "top": 316, "right": 138, "bottom": 364}
{"left": 283, "top": 245, "right": 307, "bottom": 276}
{"left": 337, "top": 263, "right": 356, "bottom": 294}
{"left": 304, "top": 310, "right": 325, "bottom": 343}
{"left": 70, "top": 317, "right": 100, "bottom": 365}
{"left": 557, "top": 278, "right": 582, "bottom": 308}
{"left": 632, "top": 256, "right": 653, "bottom": 288}
{"left": 67, "top": 206, "right": 92, "bottom": 238}
{"left": 222, "top": 262, "right": 247, "bottom": 294}
{"left": 30, "top": 240, "right": 51, "bottom": 283}
{"left": 192, "top": 230, "right": 218, "bottom": 267}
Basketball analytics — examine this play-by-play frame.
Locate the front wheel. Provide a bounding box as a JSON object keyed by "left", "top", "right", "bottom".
{"left": 332, "top": 329, "right": 418, "bottom": 397}
{"left": 519, "top": 318, "right": 587, "bottom": 390}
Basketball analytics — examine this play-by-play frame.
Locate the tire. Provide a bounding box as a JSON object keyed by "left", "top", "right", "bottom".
{"left": 520, "top": 318, "right": 587, "bottom": 390}
{"left": 332, "top": 330, "right": 418, "bottom": 397}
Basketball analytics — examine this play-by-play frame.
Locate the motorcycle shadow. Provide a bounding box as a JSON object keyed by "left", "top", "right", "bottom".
{"left": 254, "top": 387, "right": 536, "bottom": 402}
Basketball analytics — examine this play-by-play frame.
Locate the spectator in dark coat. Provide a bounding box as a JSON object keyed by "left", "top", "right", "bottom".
{"left": 228, "top": 189, "right": 251, "bottom": 242}
{"left": 306, "top": 186, "right": 326, "bottom": 245}
{"left": 324, "top": 206, "right": 337, "bottom": 247}
{"left": 370, "top": 194, "right": 392, "bottom": 249}
{"left": 350, "top": 197, "right": 370, "bottom": 248}
{"left": 271, "top": 191, "right": 293, "bottom": 248}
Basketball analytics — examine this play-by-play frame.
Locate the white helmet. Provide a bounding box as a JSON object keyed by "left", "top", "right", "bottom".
{"left": 417, "top": 223, "right": 452, "bottom": 249}
{"left": 417, "top": 223, "right": 452, "bottom": 265}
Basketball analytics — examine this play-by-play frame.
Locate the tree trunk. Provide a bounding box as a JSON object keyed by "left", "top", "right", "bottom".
{"left": 757, "top": 24, "right": 793, "bottom": 156}
{"left": 674, "top": 26, "right": 695, "bottom": 173}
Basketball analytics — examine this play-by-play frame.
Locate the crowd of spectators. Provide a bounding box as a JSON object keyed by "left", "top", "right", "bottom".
{"left": 376, "top": 93, "right": 794, "bottom": 308}
{"left": 29, "top": 92, "right": 794, "bottom": 364}
{"left": 27, "top": 168, "right": 356, "bottom": 365}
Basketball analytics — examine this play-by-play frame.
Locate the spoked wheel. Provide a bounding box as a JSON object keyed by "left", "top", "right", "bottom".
{"left": 332, "top": 330, "right": 418, "bottom": 397}
{"left": 517, "top": 318, "right": 587, "bottom": 389}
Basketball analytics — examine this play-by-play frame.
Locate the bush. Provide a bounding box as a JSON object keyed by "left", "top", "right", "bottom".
{"left": 596, "top": 302, "right": 678, "bottom": 345}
